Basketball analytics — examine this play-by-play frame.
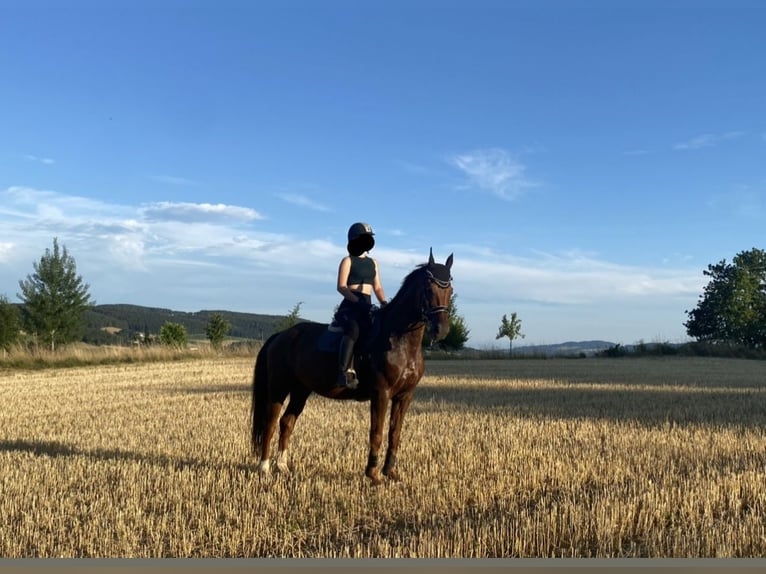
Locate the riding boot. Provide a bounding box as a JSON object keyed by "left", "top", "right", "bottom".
{"left": 337, "top": 335, "right": 358, "bottom": 388}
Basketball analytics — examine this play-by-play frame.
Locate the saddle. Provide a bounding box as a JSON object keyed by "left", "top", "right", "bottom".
{"left": 316, "top": 307, "right": 382, "bottom": 355}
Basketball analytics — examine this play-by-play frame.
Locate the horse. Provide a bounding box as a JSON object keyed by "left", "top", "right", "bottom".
{"left": 250, "top": 248, "right": 454, "bottom": 485}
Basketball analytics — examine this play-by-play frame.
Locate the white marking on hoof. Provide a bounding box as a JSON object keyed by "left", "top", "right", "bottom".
{"left": 257, "top": 459, "right": 271, "bottom": 474}
{"left": 276, "top": 450, "right": 290, "bottom": 473}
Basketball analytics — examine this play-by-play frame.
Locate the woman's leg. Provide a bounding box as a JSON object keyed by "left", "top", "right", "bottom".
{"left": 337, "top": 319, "right": 360, "bottom": 387}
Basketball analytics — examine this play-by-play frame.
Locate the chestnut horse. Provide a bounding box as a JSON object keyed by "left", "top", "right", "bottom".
{"left": 251, "top": 249, "right": 453, "bottom": 485}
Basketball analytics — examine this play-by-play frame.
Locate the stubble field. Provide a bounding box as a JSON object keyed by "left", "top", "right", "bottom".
{"left": 1, "top": 356, "right": 765, "bottom": 558}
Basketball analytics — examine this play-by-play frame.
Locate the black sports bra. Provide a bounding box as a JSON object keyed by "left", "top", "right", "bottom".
{"left": 347, "top": 256, "right": 376, "bottom": 285}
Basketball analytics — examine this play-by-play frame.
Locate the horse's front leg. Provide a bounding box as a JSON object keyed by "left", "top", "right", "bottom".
{"left": 365, "top": 388, "right": 389, "bottom": 485}
{"left": 382, "top": 392, "right": 413, "bottom": 481}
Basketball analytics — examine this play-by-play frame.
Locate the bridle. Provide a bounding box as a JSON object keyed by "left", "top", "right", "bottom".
{"left": 421, "top": 268, "right": 452, "bottom": 320}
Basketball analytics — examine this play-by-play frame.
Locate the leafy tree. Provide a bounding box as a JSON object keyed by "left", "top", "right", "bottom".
{"left": 159, "top": 322, "right": 188, "bottom": 348}
{"left": 685, "top": 248, "right": 766, "bottom": 349}
{"left": 275, "top": 301, "right": 303, "bottom": 331}
{"left": 205, "top": 313, "right": 230, "bottom": 348}
{"left": 424, "top": 293, "right": 470, "bottom": 351}
{"left": 0, "top": 295, "right": 21, "bottom": 353}
{"left": 17, "top": 238, "right": 94, "bottom": 351}
{"left": 496, "top": 312, "right": 525, "bottom": 358}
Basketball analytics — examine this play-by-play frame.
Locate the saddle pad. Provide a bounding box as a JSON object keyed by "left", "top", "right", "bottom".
{"left": 317, "top": 326, "right": 343, "bottom": 353}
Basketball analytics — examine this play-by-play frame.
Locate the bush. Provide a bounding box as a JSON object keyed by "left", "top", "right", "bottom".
{"left": 159, "top": 322, "right": 188, "bottom": 348}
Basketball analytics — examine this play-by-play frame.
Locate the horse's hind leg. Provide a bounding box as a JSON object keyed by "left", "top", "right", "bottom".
{"left": 276, "top": 385, "right": 312, "bottom": 473}
{"left": 258, "top": 400, "right": 284, "bottom": 474}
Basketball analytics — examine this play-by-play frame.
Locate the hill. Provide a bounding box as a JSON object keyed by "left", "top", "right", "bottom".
{"left": 82, "top": 304, "right": 286, "bottom": 345}
{"left": 515, "top": 340, "right": 617, "bottom": 357}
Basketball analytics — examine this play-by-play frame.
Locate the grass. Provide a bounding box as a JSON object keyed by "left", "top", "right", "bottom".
{"left": 1, "top": 356, "right": 765, "bottom": 557}
{"left": 0, "top": 341, "right": 259, "bottom": 370}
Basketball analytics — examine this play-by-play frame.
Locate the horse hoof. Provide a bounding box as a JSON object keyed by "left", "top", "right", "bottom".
{"left": 366, "top": 468, "right": 382, "bottom": 486}
{"left": 383, "top": 469, "right": 401, "bottom": 482}
{"left": 257, "top": 460, "right": 271, "bottom": 474}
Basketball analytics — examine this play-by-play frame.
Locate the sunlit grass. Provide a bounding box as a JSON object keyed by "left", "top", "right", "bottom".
{"left": 1, "top": 357, "right": 765, "bottom": 557}
{"left": 0, "top": 341, "right": 258, "bottom": 370}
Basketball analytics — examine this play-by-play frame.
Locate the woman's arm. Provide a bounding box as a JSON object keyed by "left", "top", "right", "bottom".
{"left": 372, "top": 259, "right": 387, "bottom": 304}
{"left": 337, "top": 257, "right": 360, "bottom": 303}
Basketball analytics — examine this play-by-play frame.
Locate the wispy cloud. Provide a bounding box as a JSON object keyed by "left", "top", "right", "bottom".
{"left": 450, "top": 148, "right": 535, "bottom": 200}
{"left": 23, "top": 154, "right": 55, "bottom": 165}
{"left": 674, "top": 131, "right": 745, "bottom": 151}
{"left": 141, "top": 201, "right": 263, "bottom": 223}
{"left": 276, "top": 193, "right": 331, "bottom": 212}
{"left": 0, "top": 186, "right": 700, "bottom": 345}
{"left": 150, "top": 175, "right": 201, "bottom": 186}
{"left": 0, "top": 242, "right": 13, "bottom": 263}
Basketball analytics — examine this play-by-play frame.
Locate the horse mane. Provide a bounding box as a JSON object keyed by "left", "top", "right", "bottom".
{"left": 388, "top": 263, "right": 429, "bottom": 308}
{"left": 369, "top": 262, "right": 432, "bottom": 341}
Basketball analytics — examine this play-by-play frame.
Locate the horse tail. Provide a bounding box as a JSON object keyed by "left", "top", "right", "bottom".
{"left": 251, "top": 333, "right": 279, "bottom": 455}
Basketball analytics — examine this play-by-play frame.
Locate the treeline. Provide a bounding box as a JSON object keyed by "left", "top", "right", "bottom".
{"left": 598, "top": 341, "right": 766, "bottom": 360}
{"left": 81, "top": 304, "right": 286, "bottom": 345}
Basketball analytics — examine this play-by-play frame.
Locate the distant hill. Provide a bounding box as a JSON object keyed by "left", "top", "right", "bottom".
{"left": 82, "top": 304, "right": 287, "bottom": 345}
{"left": 43, "top": 304, "right": 623, "bottom": 354}
{"left": 515, "top": 340, "right": 617, "bottom": 357}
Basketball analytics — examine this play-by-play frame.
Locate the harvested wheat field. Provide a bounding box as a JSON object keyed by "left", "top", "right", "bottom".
{"left": 1, "top": 356, "right": 765, "bottom": 558}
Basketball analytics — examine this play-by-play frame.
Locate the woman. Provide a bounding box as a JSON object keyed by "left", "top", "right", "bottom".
{"left": 334, "top": 222, "right": 388, "bottom": 388}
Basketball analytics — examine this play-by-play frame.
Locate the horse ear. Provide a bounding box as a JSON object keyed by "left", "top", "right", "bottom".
{"left": 428, "top": 247, "right": 435, "bottom": 266}
{"left": 446, "top": 253, "right": 453, "bottom": 270}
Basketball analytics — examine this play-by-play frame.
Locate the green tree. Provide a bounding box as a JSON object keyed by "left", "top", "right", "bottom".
{"left": 0, "top": 295, "right": 21, "bottom": 354}
{"left": 17, "top": 238, "right": 94, "bottom": 351}
{"left": 496, "top": 312, "right": 525, "bottom": 358}
{"left": 424, "top": 293, "right": 470, "bottom": 351}
{"left": 275, "top": 301, "right": 303, "bottom": 331}
{"left": 685, "top": 248, "right": 766, "bottom": 349}
{"left": 205, "top": 313, "right": 230, "bottom": 349}
{"left": 159, "top": 322, "right": 188, "bottom": 348}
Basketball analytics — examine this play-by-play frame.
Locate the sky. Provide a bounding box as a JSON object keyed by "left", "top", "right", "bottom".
{"left": 1, "top": 0, "right": 764, "bottom": 349}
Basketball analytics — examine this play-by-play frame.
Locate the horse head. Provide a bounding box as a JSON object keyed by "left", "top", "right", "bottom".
{"left": 422, "top": 248, "right": 454, "bottom": 341}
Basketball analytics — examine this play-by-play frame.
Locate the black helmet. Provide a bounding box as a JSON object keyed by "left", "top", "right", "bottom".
{"left": 347, "top": 222, "right": 375, "bottom": 255}
{"left": 347, "top": 222, "right": 374, "bottom": 242}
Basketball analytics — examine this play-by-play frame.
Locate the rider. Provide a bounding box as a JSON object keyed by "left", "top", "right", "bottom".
{"left": 334, "top": 222, "right": 388, "bottom": 388}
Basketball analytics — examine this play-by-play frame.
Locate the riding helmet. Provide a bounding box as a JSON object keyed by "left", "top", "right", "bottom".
{"left": 347, "top": 222, "right": 374, "bottom": 242}
{"left": 347, "top": 222, "right": 375, "bottom": 255}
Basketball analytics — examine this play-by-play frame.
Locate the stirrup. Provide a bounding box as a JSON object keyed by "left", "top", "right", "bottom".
{"left": 336, "top": 369, "right": 358, "bottom": 389}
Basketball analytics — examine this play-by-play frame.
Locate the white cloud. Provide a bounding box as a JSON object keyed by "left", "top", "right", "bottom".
{"left": 451, "top": 249, "right": 702, "bottom": 308}
{"left": 0, "top": 242, "right": 13, "bottom": 263}
{"left": 140, "top": 201, "right": 263, "bottom": 223}
{"left": 674, "top": 131, "right": 745, "bottom": 151}
{"left": 276, "top": 193, "right": 331, "bottom": 212}
{"left": 0, "top": 186, "right": 701, "bottom": 346}
{"left": 450, "top": 148, "right": 535, "bottom": 200}
{"left": 23, "top": 154, "right": 55, "bottom": 165}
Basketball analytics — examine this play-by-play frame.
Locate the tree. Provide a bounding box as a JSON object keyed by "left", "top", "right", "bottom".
{"left": 17, "top": 238, "right": 94, "bottom": 351}
{"left": 205, "top": 313, "right": 230, "bottom": 349}
{"left": 275, "top": 301, "right": 303, "bottom": 332}
{"left": 0, "top": 295, "right": 21, "bottom": 354}
{"left": 424, "top": 293, "right": 470, "bottom": 351}
{"left": 496, "top": 312, "right": 525, "bottom": 358}
{"left": 685, "top": 248, "right": 766, "bottom": 349}
{"left": 159, "top": 322, "right": 188, "bottom": 348}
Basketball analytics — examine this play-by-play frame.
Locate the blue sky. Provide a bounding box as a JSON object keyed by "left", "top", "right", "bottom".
{"left": 1, "top": 0, "right": 764, "bottom": 348}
